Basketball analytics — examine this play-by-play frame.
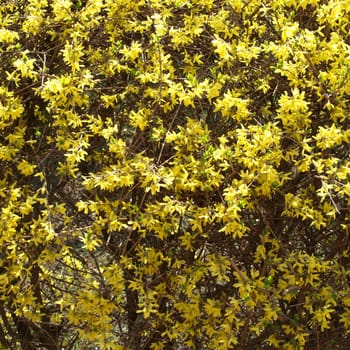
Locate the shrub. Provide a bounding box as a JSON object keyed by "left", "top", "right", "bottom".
{"left": 0, "top": 0, "right": 349, "bottom": 349}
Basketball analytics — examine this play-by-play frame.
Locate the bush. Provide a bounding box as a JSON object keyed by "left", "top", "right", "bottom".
{"left": 0, "top": 0, "right": 349, "bottom": 349}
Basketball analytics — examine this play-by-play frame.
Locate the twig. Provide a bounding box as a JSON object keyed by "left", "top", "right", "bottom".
{"left": 156, "top": 103, "right": 181, "bottom": 165}
{"left": 321, "top": 180, "right": 341, "bottom": 214}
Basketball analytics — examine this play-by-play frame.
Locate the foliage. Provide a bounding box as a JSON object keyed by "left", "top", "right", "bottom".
{"left": 0, "top": 0, "right": 350, "bottom": 349}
